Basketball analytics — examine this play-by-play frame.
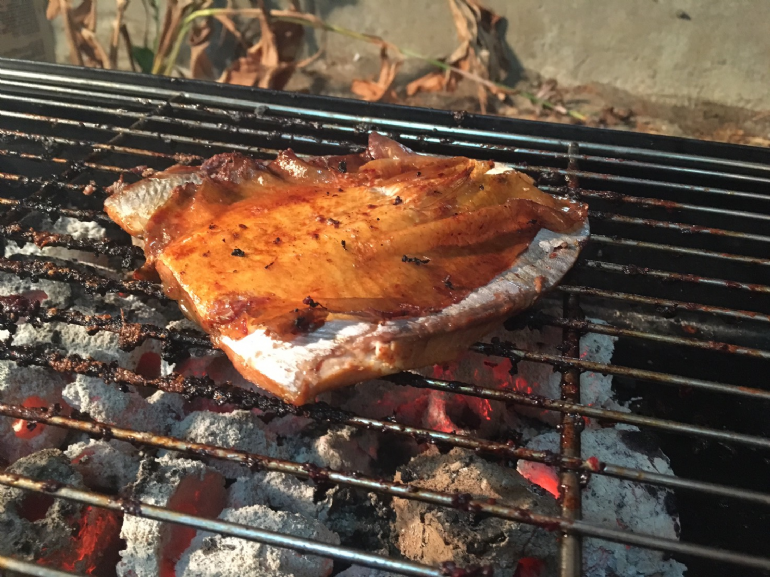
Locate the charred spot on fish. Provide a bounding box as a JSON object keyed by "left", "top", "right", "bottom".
{"left": 209, "top": 224, "right": 217, "bottom": 230}
{"left": 239, "top": 224, "right": 248, "bottom": 229}
{"left": 264, "top": 261, "right": 275, "bottom": 269}
{"left": 326, "top": 218, "right": 341, "bottom": 228}
{"left": 273, "top": 237, "right": 281, "bottom": 244}
{"left": 341, "top": 240, "right": 347, "bottom": 250}
{"left": 231, "top": 248, "right": 246, "bottom": 257}
{"left": 303, "top": 296, "right": 320, "bottom": 308}
{"left": 443, "top": 275, "right": 455, "bottom": 289}
{"left": 337, "top": 160, "right": 347, "bottom": 173}
{"left": 479, "top": 184, "right": 485, "bottom": 190}
{"left": 393, "top": 196, "right": 403, "bottom": 205}
{"left": 402, "top": 255, "right": 430, "bottom": 265}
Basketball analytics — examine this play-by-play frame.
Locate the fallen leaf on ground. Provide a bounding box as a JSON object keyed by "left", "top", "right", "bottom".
{"left": 188, "top": 20, "right": 215, "bottom": 80}
{"left": 351, "top": 45, "right": 402, "bottom": 102}
{"left": 406, "top": 0, "right": 508, "bottom": 113}
{"left": 218, "top": 5, "right": 304, "bottom": 90}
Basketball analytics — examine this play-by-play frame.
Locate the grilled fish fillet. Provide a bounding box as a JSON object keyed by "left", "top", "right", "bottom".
{"left": 105, "top": 134, "right": 588, "bottom": 404}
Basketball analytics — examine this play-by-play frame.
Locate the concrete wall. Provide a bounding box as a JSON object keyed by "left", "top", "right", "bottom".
{"left": 321, "top": 0, "right": 770, "bottom": 111}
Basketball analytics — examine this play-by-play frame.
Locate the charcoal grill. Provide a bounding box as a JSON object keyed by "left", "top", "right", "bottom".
{"left": 0, "top": 58, "right": 768, "bottom": 577}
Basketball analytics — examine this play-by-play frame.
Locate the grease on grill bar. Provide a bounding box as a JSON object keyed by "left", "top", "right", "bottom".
{"left": 0, "top": 60, "right": 769, "bottom": 577}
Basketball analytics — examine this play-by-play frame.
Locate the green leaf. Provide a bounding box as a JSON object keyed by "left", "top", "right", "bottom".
{"left": 132, "top": 46, "right": 155, "bottom": 74}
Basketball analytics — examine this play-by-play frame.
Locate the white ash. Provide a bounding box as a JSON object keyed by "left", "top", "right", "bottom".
{"left": 0, "top": 449, "right": 85, "bottom": 561}
{"left": 118, "top": 454, "right": 228, "bottom": 577}
{"left": 10, "top": 317, "right": 163, "bottom": 370}
{"left": 227, "top": 472, "right": 318, "bottom": 519}
{"left": 286, "top": 425, "right": 378, "bottom": 476}
{"left": 393, "top": 446, "right": 558, "bottom": 576}
{"left": 177, "top": 504, "right": 339, "bottom": 577}
{"left": 0, "top": 271, "right": 72, "bottom": 307}
{"left": 168, "top": 410, "right": 275, "bottom": 478}
{"left": 519, "top": 427, "right": 686, "bottom": 577}
{"left": 0, "top": 361, "right": 68, "bottom": 463}
{"left": 63, "top": 375, "right": 179, "bottom": 434}
{"left": 64, "top": 439, "right": 141, "bottom": 493}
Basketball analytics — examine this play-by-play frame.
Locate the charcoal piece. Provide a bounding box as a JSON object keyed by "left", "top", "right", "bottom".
{"left": 62, "top": 375, "right": 177, "bottom": 435}
{"left": 64, "top": 439, "right": 141, "bottom": 493}
{"left": 118, "top": 454, "right": 228, "bottom": 577}
{"left": 176, "top": 504, "right": 340, "bottom": 577}
{"left": 0, "top": 361, "right": 68, "bottom": 463}
{"left": 393, "top": 447, "right": 558, "bottom": 575}
{"left": 0, "top": 449, "right": 122, "bottom": 574}
{"left": 168, "top": 410, "right": 273, "bottom": 478}
{"left": 227, "top": 471, "right": 318, "bottom": 519}
{"left": 317, "top": 486, "right": 391, "bottom": 553}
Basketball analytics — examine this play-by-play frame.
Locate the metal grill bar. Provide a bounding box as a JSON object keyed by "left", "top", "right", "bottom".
{"left": 560, "top": 284, "right": 770, "bottom": 323}
{"left": 0, "top": 473, "right": 448, "bottom": 577}
{"left": 472, "top": 342, "right": 770, "bottom": 402}
{"left": 588, "top": 212, "right": 770, "bottom": 243}
{"left": 2, "top": 405, "right": 770, "bottom": 572}
{"left": 0, "top": 555, "right": 80, "bottom": 577}
{"left": 5, "top": 66, "right": 770, "bottom": 177}
{"left": 591, "top": 235, "right": 770, "bottom": 267}
{"left": 0, "top": 61, "right": 769, "bottom": 576}
{"left": 529, "top": 313, "right": 770, "bottom": 360}
{"left": 583, "top": 260, "right": 770, "bottom": 294}
{"left": 3, "top": 398, "right": 768, "bottom": 508}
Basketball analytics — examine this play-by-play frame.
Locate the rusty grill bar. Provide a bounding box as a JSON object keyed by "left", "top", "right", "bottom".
{"left": 0, "top": 59, "right": 769, "bottom": 577}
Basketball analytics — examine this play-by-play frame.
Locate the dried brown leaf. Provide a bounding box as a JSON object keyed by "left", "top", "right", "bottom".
{"left": 46, "top": 0, "right": 62, "bottom": 20}
{"left": 70, "top": 0, "right": 96, "bottom": 31}
{"left": 351, "top": 46, "right": 402, "bottom": 102}
{"left": 78, "top": 28, "right": 110, "bottom": 68}
{"left": 188, "top": 21, "right": 215, "bottom": 80}
{"left": 218, "top": 5, "right": 304, "bottom": 90}
{"left": 110, "top": 0, "right": 129, "bottom": 70}
{"left": 406, "top": 70, "right": 448, "bottom": 96}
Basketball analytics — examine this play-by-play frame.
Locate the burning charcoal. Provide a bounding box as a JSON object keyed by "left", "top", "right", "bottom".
{"left": 317, "top": 486, "right": 391, "bottom": 553}
{"left": 519, "top": 427, "right": 687, "bottom": 577}
{"left": 288, "top": 425, "right": 378, "bottom": 475}
{"left": 393, "top": 447, "right": 557, "bottom": 575}
{"left": 431, "top": 312, "right": 620, "bottom": 427}
{"left": 0, "top": 449, "right": 122, "bottom": 574}
{"left": 0, "top": 362, "right": 69, "bottom": 463}
{"left": 63, "top": 375, "right": 180, "bottom": 435}
{"left": 64, "top": 439, "right": 141, "bottom": 493}
{"left": 168, "top": 410, "right": 274, "bottom": 478}
{"left": 118, "top": 454, "right": 228, "bottom": 577}
{"left": 227, "top": 471, "right": 317, "bottom": 519}
{"left": 176, "top": 504, "right": 340, "bottom": 577}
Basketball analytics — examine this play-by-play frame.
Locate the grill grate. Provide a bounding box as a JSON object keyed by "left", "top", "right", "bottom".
{"left": 0, "top": 58, "right": 769, "bottom": 577}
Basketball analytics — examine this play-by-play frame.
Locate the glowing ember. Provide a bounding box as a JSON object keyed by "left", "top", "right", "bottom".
{"left": 513, "top": 556, "right": 546, "bottom": 577}
{"left": 516, "top": 461, "right": 560, "bottom": 499}
{"left": 11, "top": 396, "right": 49, "bottom": 439}
{"left": 135, "top": 352, "right": 162, "bottom": 379}
{"left": 39, "top": 506, "right": 122, "bottom": 575}
{"left": 159, "top": 470, "right": 227, "bottom": 577}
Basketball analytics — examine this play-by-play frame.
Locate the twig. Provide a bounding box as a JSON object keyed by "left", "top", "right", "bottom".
{"left": 163, "top": 7, "right": 587, "bottom": 122}
{"left": 59, "top": 0, "right": 84, "bottom": 67}
{"left": 110, "top": 0, "right": 129, "bottom": 70}
{"left": 120, "top": 24, "right": 138, "bottom": 72}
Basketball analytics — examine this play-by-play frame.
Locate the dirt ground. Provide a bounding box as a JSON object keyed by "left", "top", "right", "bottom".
{"left": 286, "top": 58, "right": 770, "bottom": 147}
